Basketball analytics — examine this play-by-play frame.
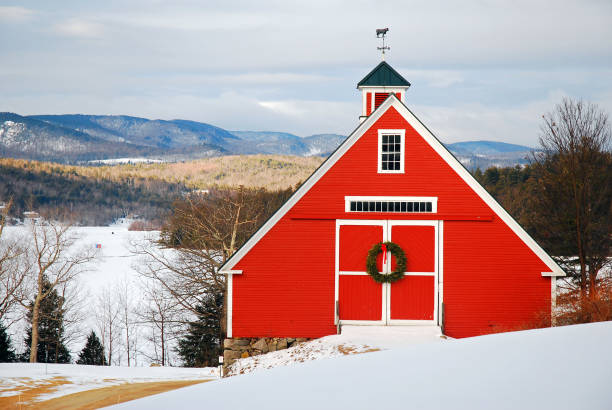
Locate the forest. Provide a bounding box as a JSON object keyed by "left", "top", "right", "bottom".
{"left": 0, "top": 159, "right": 188, "bottom": 226}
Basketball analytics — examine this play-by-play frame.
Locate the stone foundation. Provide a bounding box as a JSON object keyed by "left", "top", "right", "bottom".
{"left": 223, "top": 337, "right": 310, "bottom": 371}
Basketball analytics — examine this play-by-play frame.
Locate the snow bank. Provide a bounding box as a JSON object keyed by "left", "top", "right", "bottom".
{"left": 0, "top": 363, "right": 217, "bottom": 401}
{"left": 113, "top": 322, "right": 612, "bottom": 410}
{"left": 228, "top": 325, "right": 445, "bottom": 376}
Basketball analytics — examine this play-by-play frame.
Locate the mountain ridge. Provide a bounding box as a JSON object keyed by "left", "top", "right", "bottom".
{"left": 1, "top": 112, "right": 534, "bottom": 168}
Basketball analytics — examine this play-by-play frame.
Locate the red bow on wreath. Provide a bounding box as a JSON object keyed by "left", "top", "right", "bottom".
{"left": 381, "top": 243, "right": 387, "bottom": 266}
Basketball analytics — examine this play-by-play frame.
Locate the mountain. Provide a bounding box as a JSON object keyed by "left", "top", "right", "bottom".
{"left": 445, "top": 140, "right": 534, "bottom": 170}
{"left": 227, "top": 131, "right": 346, "bottom": 156}
{"left": 1, "top": 112, "right": 533, "bottom": 168}
{"left": 30, "top": 114, "right": 236, "bottom": 149}
{"left": 0, "top": 113, "right": 163, "bottom": 163}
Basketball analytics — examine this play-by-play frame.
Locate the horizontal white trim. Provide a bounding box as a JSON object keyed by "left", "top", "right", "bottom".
{"left": 219, "top": 94, "right": 564, "bottom": 277}
{"left": 345, "top": 196, "right": 438, "bottom": 213}
{"left": 339, "top": 271, "right": 435, "bottom": 276}
{"left": 219, "top": 269, "right": 243, "bottom": 275}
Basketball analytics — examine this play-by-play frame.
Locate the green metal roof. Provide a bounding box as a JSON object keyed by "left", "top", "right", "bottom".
{"left": 357, "top": 61, "right": 411, "bottom": 88}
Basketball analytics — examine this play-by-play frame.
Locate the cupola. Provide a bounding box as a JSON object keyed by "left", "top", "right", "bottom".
{"left": 357, "top": 61, "right": 411, "bottom": 122}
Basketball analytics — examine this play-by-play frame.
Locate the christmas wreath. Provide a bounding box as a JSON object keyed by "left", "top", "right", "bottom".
{"left": 366, "top": 241, "right": 407, "bottom": 283}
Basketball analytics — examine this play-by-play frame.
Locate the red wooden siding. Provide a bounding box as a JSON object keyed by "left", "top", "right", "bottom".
{"left": 232, "top": 106, "right": 552, "bottom": 339}
{"left": 366, "top": 92, "right": 373, "bottom": 115}
{"left": 443, "top": 220, "right": 551, "bottom": 336}
{"left": 390, "top": 225, "right": 435, "bottom": 272}
{"left": 339, "top": 225, "right": 383, "bottom": 272}
{"left": 232, "top": 219, "right": 337, "bottom": 338}
{"left": 339, "top": 276, "right": 382, "bottom": 320}
{"left": 390, "top": 276, "right": 435, "bottom": 320}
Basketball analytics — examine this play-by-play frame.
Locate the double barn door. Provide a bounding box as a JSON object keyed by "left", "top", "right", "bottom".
{"left": 335, "top": 220, "right": 439, "bottom": 325}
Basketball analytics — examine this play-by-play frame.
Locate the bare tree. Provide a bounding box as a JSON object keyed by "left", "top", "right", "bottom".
{"left": 25, "top": 221, "right": 97, "bottom": 363}
{"left": 530, "top": 98, "right": 612, "bottom": 304}
{"left": 0, "top": 200, "right": 31, "bottom": 324}
{"left": 135, "top": 281, "right": 182, "bottom": 366}
{"left": 96, "top": 285, "right": 121, "bottom": 366}
{"left": 116, "top": 277, "right": 137, "bottom": 366}
{"left": 132, "top": 188, "right": 278, "bottom": 333}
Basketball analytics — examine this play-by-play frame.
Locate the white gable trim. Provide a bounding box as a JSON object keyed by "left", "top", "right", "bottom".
{"left": 219, "top": 95, "right": 565, "bottom": 277}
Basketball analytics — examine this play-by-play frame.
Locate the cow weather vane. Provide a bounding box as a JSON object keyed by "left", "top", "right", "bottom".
{"left": 376, "top": 28, "right": 390, "bottom": 60}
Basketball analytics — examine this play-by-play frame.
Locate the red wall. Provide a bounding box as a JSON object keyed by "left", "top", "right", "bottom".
{"left": 232, "top": 107, "right": 551, "bottom": 339}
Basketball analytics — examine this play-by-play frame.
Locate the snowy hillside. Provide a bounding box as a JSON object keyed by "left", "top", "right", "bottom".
{"left": 114, "top": 322, "right": 612, "bottom": 410}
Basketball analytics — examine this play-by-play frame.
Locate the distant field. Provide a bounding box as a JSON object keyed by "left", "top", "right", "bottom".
{"left": 0, "top": 155, "right": 323, "bottom": 190}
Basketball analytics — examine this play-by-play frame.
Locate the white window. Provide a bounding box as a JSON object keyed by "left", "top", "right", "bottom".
{"left": 378, "top": 129, "right": 405, "bottom": 173}
{"left": 345, "top": 196, "right": 438, "bottom": 213}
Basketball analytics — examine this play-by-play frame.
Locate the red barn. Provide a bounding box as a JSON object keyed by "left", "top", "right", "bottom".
{"left": 220, "top": 61, "right": 564, "bottom": 348}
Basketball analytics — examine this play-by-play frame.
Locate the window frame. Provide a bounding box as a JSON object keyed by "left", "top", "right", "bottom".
{"left": 345, "top": 196, "right": 438, "bottom": 213}
{"left": 377, "top": 129, "right": 405, "bottom": 174}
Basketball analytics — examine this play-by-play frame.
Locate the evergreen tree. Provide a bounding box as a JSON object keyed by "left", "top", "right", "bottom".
{"left": 77, "top": 331, "right": 107, "bottom": 365}
{"left": 22, "top": 278, "right": 71, "bottom": 363}
{"left": 177, "top": 293, "right": 223, "bottom": 367}
{"left": 0, "top": 321, "right": 16, "bottom": 363}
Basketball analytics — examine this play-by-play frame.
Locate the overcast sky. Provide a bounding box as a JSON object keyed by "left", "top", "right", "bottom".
{"left": 1, "top": 0, "right": 611, "bottom": 145}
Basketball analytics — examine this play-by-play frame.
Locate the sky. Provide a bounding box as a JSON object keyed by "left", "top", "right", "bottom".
{"left": 1, "top": 0, "right": 611, "bottom": 146}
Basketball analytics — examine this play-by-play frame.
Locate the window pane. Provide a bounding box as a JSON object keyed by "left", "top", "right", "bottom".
{"left": 376, "top": 202, "right": 381, "bottom": 211}
{"left": 426, "top": 202, "right": 432, "bottom": 212}
{"left": 395, "top": 135, "right": 401, "bottom": 143}
{"left": 407, "top": 202, "right": 413, "bottom": 212}
{"left": 401, "top": 202, "right": 407, "bottom": 212}
{"left": 369, "top": 202, "right": 375, "bottom": 211}
{"left": 382, "top": 162, "right": 388, "bottom": 170}
{"left": 382, "top": 135, "right": 388, "bottom": 143}
{"left": 382, "top": 202, "right": 388, "bottom": 212}
{"left": 394, "top": 144, "right": 401, "bottom": 152}
{"left": 356, "top": 202, "right": 362, "bottom": 211}
{"left": 419, "top": 202, "right": 426, "bottom": 212}
{"left": 350, "top": 202, "right": 356, "bottom": 211}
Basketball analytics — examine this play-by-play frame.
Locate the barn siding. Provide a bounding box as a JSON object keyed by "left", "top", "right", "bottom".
{"left": 232, "top": 106, "right": 552, "bottom": 339}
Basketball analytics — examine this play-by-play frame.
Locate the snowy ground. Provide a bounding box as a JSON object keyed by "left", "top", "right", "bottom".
{"left": 113, "top": 322, "right": 612, "bottom": 410}
{"left": 3, "top": 225, "right": 164, "bottom": 364}
{"left": 0, "top": 363, "right": 217, "bottom": 402}
{"left": 227, "top": 325, "right": 446, "bottom": 376}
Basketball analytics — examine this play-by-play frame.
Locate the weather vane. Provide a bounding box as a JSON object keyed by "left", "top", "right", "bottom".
{"left": 376, "top": 28, "right": 390, "bottom": 60}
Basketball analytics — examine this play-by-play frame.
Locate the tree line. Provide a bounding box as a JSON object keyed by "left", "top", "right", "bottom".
{"left": 0, "top": 159, "right": 187, "bottom": 226}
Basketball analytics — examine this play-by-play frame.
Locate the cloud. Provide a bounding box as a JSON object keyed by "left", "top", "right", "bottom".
{"left": 0, "top": 6, "right": 36, "bottom": 22}
{"left": 411, "top": 90, "right": 570, "bottom": 146}
{"left": 53, "top": 19, "right": 105, "bottom": 38}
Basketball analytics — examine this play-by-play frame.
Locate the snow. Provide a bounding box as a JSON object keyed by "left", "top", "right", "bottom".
{"left": 113, "top": 322, "right": 612, "bottom": 410}
{"left": 0, "top": 363, "right": 217, "bottom": 401}
{"left": 87, "top": 158, "right": 164, "bottom": 164}
{"left": 227, "top": 325, "right": 445, "bottom": 376}
{"left": 2, "top": 226, "right": 164, "bottom": 364}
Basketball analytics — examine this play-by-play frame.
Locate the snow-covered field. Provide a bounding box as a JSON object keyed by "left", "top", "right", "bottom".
{"left": 3, "top": 224, "right": 164, "bottom": 364}
{"left": 114, "top": 322, "right": 612, "bottom": 410}
{"left": 0, "top": 363, "right": 217, "bottom": 402}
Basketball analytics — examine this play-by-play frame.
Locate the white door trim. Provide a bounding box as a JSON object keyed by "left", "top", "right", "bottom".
{"left": 387, "top": 220, "right": 438, "bottom": 325}
{"left": 335, "top": 219, "right": 387, "bottom": 325}
{"left": 335, "top": 219, "right": 440, "bottom": 326}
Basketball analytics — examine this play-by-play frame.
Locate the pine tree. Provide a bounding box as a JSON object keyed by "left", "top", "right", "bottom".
{"left": 0, "top": 321, "right": 16, "bottom": 363}
{"left": 22, "top": 278, "right": 71, "bottom": 363}
{"left": 177, "top": 293, "right": 223, "bottom": 367}
{"left": 77, "top": 331, "right": 107, "bottom": 365}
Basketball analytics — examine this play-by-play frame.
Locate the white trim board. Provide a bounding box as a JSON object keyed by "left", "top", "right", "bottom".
{"left": 219, "top": 94, "right": 565, "bottom": 277}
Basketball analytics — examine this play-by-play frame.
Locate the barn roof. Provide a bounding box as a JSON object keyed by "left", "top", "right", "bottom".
{"left": 219, "top": 94, "right": 565, "bottom": 277}
{"left": 357, "top": 61, "right": 411, "bottom": 88}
